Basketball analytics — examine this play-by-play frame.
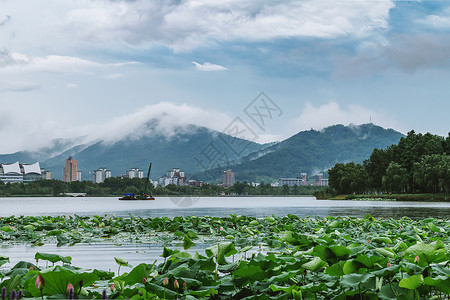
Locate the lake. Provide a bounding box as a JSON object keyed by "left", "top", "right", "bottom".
{"left": 1, "top": 196, "right": 450, "bottom": 273}
{"left": 2, "top": 196, "right": 450, "bottom": 219}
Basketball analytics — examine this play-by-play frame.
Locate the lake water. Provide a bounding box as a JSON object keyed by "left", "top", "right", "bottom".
{"left": 1, "top": 196, "right": 450, "bottom": 273}
{"left": 2, "top": 196, "right": 450, "bottom": 219}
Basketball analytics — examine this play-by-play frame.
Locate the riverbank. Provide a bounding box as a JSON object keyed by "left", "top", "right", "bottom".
{"left": 329, "top": 194, "right": 450, "bottom": 202}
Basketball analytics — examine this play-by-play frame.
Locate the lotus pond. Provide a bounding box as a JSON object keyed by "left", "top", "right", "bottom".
{"left": 1, "top": 214, "right": 450, "bottom": 299}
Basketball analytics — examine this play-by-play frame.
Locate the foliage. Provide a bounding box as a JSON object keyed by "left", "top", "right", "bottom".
{"left": 329, "top": 130, "right": 450, "bottom": 194}
{"left": 0, "top": 178, "right": 324, "bottom": 197}
{"left": 203, "top": 123, "right": 404, "bottom": 182}
{"left": 1, "top": 214, "right": 450, "bottom": 299}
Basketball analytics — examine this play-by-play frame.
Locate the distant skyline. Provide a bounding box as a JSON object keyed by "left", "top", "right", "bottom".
{"left": 1, "top": 0, "right": 450, "bottom": 153}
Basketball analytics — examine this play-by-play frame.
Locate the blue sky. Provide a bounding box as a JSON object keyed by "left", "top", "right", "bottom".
{"left": 1, "top": 0, "right": 450, "bottom": 153}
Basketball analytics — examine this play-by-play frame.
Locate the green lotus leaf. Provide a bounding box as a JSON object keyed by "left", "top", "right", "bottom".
{"left": 114, "top": 257, "right": 132, "bottom": 268}
{"left": 301, "top": 257, "right": 327, "bottom": 271}
{"left": 35, "top": 252, "right": 72, "bottom": 264}
{"left": 399, "top": 274, "right": 424, "bottom": 290}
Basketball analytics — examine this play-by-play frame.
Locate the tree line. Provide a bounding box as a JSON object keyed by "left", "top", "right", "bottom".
{"left": 328, "top": 131, "right": 450, "bottom": 195}
{"left": 0, "top": 177, "right": 323, "bottom": 197}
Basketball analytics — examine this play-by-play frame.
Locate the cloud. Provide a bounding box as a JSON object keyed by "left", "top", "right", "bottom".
{"left": 85, "top": 102, "right": 233, "bottom": 144}
{"left": 0, "top": 50, "right": 138, "bottom": 74}
{"left": 105, "top": 73, "right": 123, "bottom": 79}
{"left": 66, "top": 83, "right": 78, "bottom": 88}
{"left": 0, "top": 15, "right": 10, "bottom": 27}
{"left": 66, "top": 0, "right": 394, "bottom": 51}
{"left": 0, "top": 80, "right": 40, "bottom": 92}
{"left": 334, "top": 33, "right": 450, "bottom": 77}
{"left": 421, "top": 14, "right": 450, "bottom": 28}
{"left": 191, "top": 62, "right": 227, "bottom": 72}
{"left": 0, "top": 102, "right": 235, "bottom": 153}
{"left": 418, "top": 7, "right": 450, "bottom": 29}
{"left": 290, "top": 101, "right": 398, "bottom": 134}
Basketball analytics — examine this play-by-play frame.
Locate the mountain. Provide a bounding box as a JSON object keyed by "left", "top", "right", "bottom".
{"left": 197, "top": 123, "right": 405, "bottom": 182}
{"left": 0, "top": 124, "right": 268, "bottom": 180}
{"left": 0, "top": 123, "right": 404, "bottom": 183}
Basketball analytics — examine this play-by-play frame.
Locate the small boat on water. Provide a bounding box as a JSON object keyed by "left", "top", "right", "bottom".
{"left": 119, "top": 193, "right": 155, "bottom": 201}
{"left": 119, "top": 162, "right": 155, "bottom": 201}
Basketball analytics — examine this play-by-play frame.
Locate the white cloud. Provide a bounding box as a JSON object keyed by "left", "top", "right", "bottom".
{"left": 0, "top": 102, "right": 234, "bottom": 153}
{"left": 0, "top": 80, "right": 40, "bottom": 92}
{"left": 64, "top": 0, "right": 394, "bottom": 52}
{"left": 66, "top": 83, "right": 78, "bottom": 88}
{"left": 290, "top": 101, "right": 398, "bottom": 134}
{"left": 192, "top": 62, "right": 228, "bottom": 71}
{"left": 0, "top": 50, "right": 138, "bottom": 74}
{"left": 105, "top": 73, "right": 123, "bottom": 79}
{"left": 421, "top": 14, "right": 450, "bottom": 28}
{"left": 86, "top": 102, "right": 233, "bottom": 143}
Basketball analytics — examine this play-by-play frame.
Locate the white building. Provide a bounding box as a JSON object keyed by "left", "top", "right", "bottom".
{"left": 93, "top": 168, "right": 112, "bottom": 183}
{"left": 278, "top": 178, "right": 302, "bottom": 187}
{"left": 158, "top": 168, "right": 186, "bottom": 187}
{"left": 127, "top": 168, "right": 144, "bottom": 179}
{"left": 0, "top": 162, "right": 45, "bottom": 184}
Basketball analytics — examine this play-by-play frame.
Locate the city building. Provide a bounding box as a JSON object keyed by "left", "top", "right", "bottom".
{"left": 126, "top": 168, "right": 144, "bottom": 179}
{"left": 42, "top": 171, "right": 52, "bottom": 180}
{"left": 313, "top": 173, "right": 329, "bottom": 186}
{"left": 278, "top": 178, "right": 303, "bottom": 187}
{"left": 63, "top": 157, "right": 78, "bottom": 182}
{"left": 158, "top": 168, "right": 186, "bottom": 187}
{"left": 93, "top": 168, "right": 112, "bottom": 183}
{"left": 0, "top": 162, "right": 45, "bottom": 183}
{"left": 188, "top": 179, "right": 203, "bottom": 187}
{"left": 300, "top": 173, "right": 308, "bottom": 186}
{"left": 222, "top": 169, "right": 235, "bottom": 187}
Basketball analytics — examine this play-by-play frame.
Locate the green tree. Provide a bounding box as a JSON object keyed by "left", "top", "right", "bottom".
{"left": 364, "top": 147, "right": 393, "bottom": 192}
{"left": 382, "top": 162, "right": 408, "bottom": 193}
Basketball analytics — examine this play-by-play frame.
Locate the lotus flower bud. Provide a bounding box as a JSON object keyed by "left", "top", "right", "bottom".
{"left": 183, "top": 281, "right": 187, "bottom": 289}
{"left": 35, "top": 274, "right": 45, "bottom": 290}
{"left": 67, "top": 283, "right": 74, "bottom": 294}
{"left": 387, "top": 262, "right": 391, "bottom": 267}
{"left": 174, "top": 279, "right": 179, "bottom": 289}
{"left": 67, "top": 285, "right": 74, "bottom": 300}
{"left": 163, "top": 277, "right": 169, "bottom": 286}
{"left": 142, "top": 277, "right": 147, "bottom": 284}
{"left": 110, "top": 284, "right": 115, "bottom": 292}
{"left": 414, "top": 255, "right": 420, "bottom": 263}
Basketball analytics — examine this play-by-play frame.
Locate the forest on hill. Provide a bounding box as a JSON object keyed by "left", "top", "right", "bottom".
{"left": 328, "top": 131, "right": 450, "bottom": 195}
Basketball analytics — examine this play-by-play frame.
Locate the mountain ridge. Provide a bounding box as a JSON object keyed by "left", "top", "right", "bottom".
{"left": 0, "top": 123, "right": 404, "bottom": 182}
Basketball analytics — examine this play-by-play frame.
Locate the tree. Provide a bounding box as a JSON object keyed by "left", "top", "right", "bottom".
{"left": 382, "top": 162, "right": 408, "bottom": 193}
{"left": 413, "top": 154, "right": 450, "bottom": 193}
{"left": 364, "top": 147, "right": 393, "bottom": 192}
{"left": 329, "top": 162, "right": 368, "bottom": 194}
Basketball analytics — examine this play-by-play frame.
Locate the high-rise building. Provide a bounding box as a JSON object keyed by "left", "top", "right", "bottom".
{"left": 126, "top": 168, "right": 144, "bottom": 179}
{"left": 63, "top": 156, "right": 78, "bottom": 182}
{"left": 93, "top": 168, "right": 112, "bottom": 183}
{"left": 158, "top": 168, "right": 186, "bottom": 187}
{"left": 222, "top": 169, "right": 235, "bottom": 187}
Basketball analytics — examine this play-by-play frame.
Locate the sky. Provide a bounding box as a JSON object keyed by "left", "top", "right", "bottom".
{"left": 1, "top": 0, "right": 450, "bottom": 153}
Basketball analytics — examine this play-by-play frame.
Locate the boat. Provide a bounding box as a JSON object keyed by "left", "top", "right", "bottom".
{"left": 119, "top": 162, "right": 155, "bottom": 200}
